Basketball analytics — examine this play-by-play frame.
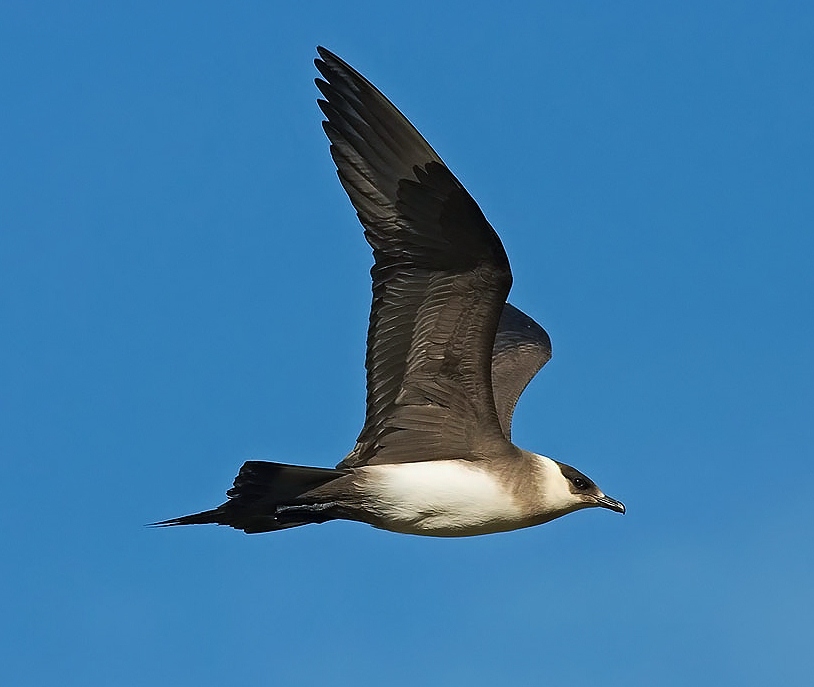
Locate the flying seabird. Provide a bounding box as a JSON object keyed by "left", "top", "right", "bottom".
{"left": 156, "top": 47, "right": 625, "bottom": 537}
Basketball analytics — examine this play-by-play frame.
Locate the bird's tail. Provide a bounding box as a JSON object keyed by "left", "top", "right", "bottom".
{"left": 152, "top": 461, "right": 349, "bottom": 534}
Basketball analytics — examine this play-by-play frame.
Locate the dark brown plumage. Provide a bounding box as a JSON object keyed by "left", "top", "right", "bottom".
{"left": 316, "top": 47, "right": 517, "bottom": 468}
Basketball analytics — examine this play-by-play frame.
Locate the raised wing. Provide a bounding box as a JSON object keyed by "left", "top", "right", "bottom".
{"left": 314, "top": 47, "right": 516, "bottom": 468}
{"left": 492, "top": 303, "right": 552, "bottom": 440}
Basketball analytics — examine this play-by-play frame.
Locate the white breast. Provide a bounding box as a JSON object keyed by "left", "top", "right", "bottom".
{"left": 356, "top": 461, "right": 524, "bottom": 536}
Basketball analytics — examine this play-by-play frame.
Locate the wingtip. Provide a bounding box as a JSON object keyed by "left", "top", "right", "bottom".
{"left": 314, "top": 46, "right": 337, "bottom": 74}
{"left": 314, "top": 47, "right": 366, "bottom": 88}
{"left": 316, "top": 45, "right": 339, "bottom": 63}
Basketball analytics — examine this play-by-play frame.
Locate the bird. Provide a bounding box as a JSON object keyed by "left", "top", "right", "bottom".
{"left": 155, "top": 46, "right": 625, "bottom": 537}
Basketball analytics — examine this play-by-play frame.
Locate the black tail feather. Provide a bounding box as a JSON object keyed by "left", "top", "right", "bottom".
{"left": 151, "top": 508, "right": 228, "bottom": 527}
{"left": 152, "top": 461, "right": 349, "bottom": 534}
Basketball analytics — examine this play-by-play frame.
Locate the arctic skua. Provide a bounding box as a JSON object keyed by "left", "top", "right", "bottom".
{"left": 156, "top": 47, "right": 624, "bottom": 537}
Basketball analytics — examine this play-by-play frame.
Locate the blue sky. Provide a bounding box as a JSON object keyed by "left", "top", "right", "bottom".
{"left": 2, "top": 1, "right": 812, "bottom": 685}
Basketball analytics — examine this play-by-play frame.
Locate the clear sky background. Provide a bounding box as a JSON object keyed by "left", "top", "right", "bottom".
{"left": 2, "top": 2, "right": 812, "bottom": 685}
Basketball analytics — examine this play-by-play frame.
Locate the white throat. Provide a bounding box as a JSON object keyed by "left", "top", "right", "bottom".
{"left": 533, "top": 454, "right": 587, "bottom": 518}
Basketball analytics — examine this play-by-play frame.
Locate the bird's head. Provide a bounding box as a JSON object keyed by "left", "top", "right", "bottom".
{"left": 552, "top": 460, "right": 625, "bottom": 514}
{"left": 531, "top": 454, "right": 625, "bottom": 518}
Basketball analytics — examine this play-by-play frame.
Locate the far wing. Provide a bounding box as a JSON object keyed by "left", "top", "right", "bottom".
{"left": 491, "top": 303, "right": 552, "bottom": 440}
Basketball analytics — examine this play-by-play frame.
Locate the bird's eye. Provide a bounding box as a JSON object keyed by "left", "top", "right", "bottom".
{"left": 572, "top": 478, "right": 588, "bottom": 490}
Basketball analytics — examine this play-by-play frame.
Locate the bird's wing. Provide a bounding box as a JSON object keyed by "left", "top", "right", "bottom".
{"left": 315, "top": 47, "right": 516, "bottom": 468}
{"left": 491, "top": 303, "right": 552, "bottom": 441}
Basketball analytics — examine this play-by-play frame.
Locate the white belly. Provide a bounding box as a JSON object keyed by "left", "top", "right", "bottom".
{"left": 356, "top": 461, "right": 524, "bottom": 537}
